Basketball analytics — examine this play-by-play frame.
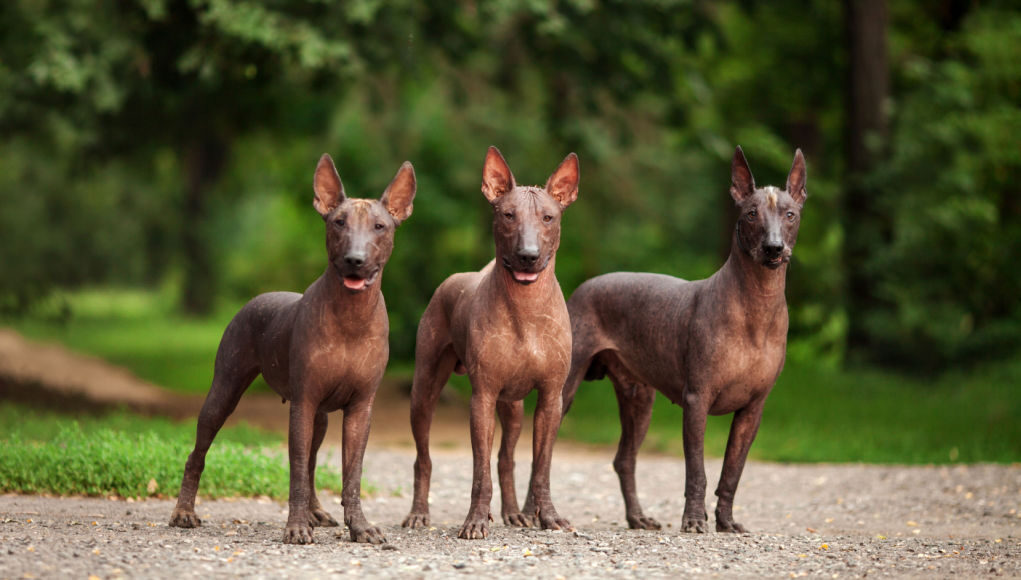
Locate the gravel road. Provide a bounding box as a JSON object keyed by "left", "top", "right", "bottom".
{"left": 2, "top": 444, "right": 1019, "bottom": 579}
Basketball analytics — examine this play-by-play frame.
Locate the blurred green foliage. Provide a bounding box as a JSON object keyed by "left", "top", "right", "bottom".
{"left": 0, "top": 1, "right": 1018, "bottom": 370}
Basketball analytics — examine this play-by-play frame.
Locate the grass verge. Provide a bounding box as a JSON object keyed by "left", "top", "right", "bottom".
{"left": 6, "top": 287, "right": 1020, "bottom": 465}
{"left": 0, "top": 403, "right": 353, "bottom": 500}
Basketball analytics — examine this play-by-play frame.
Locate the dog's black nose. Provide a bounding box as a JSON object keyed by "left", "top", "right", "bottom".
{"left": 345, "top": 252, "right": 366, "bottom": 267}
{"left": 762, "top": 241, "right": 784, "bottom": 257}
{"left": 517, "top": 247, "right": 539, "bottom": 266}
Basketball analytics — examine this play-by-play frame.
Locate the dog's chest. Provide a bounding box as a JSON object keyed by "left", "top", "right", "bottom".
{"left": 464, "top": 313, "right": 571, "bottom": 393}
{"left": 697, "top": 324, "right": 787, "bottom": 414}
{"left": 289, "top": 327, "right": 388, "bottom": 404}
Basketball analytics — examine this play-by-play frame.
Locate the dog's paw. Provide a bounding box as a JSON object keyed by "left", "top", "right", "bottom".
{"left": 457, "top": 512, "right": 492, "bottom": 539}
{"left": 309, "top": 508, "right": 339, "bottom": 528}
{"left": 502, "top": 511, "right": 533, "bottom": 528}
{"left": 282, "top": 523, "right": 315, "bottom": 544}
{"left": 626, "top": 514, "right": 663, "bottom": 530}
{"left": 538, "top": 509, "right": 573, "bottom": 532}
{"left": 716, "top": 519, "right": 749, "bottom": 534}
{"left": 350, "top": 523, "right": 387, "bottom": 544}
{"left": 401, "top": 512, "right": 430, "bottom": 529}
{"left": 681, "top": 515, "right": 708, "bottom": 533}
{"left": 168, "top": 509, "right": 201, "bottom": 528}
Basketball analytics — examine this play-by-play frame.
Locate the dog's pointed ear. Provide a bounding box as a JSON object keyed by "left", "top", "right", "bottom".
{"left": 380, "top": 161, "right": 416, "bottom": 225}
{"left": 729, "top": 146, "right": 755, "bottom": 203}
{"left": 786, "top": 148, "right": 807, "bottom": 206}
{"left": 545, "top": 152, "right": 580, "bottom": 209}
{"left": 313, "top": 153, "right": 345, "bottom": 217}
{"left": 481, "top": 146, "right": 516, "bottom": 203}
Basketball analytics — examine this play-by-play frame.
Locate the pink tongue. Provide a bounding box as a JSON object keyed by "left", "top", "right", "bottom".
{"left": 343, "top": 277, "right": 367, "bottom": 290}
{"left": 513, "top": 271, "right": 539, "bottom": 282}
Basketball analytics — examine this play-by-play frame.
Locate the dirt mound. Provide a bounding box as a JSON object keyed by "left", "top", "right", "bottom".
{"left": 0, "top": 328, "right": 471, "bottom": 447}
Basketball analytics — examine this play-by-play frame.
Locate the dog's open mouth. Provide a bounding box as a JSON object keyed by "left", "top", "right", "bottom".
{"left": 340, "top": 269, "right": 379, "bottom": 291}
{"left": 343, "top": 277, "right": 368, "bottom": 290}
{"left": 512, "top": 271, "right": 540, "bottom": 283}
{"left": 502, "top": 258, "right": 545, "bottom": 285}
{"left": 765, "top": 255, "right": 786, "bottom": 268}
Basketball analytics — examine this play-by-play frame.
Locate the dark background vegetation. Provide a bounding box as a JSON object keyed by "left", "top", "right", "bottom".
{"left": 0, "top": 0, "right": 1018, "bottom": 446}
{"left": 4, "top": 0, "right": 1018, "bottom": 371}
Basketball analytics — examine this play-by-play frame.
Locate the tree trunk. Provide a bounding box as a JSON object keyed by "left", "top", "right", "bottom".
{"left": 843, "top": 0, "right": 889, "bottom": 356}
{"left": 180, "top": 136, "right": 228, "bottom": 316}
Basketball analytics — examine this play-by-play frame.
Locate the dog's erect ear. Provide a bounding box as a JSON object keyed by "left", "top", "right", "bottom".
{"left": 545, "top": 152, "right": 580, "bottom": 209}
{"left": 729, "top": 146, "right": 755, "bottom": 203}
{"left": 481, "top": 146, "right": 516, "bottom": 203}
{"left": 313, "top": 153, "right": 346, "bottom": 217}
{"left": 380, "top": 161, "right": 416, "bottom": 225}
{"left": 786, "top": 148, "right": 807, "bottom": 206}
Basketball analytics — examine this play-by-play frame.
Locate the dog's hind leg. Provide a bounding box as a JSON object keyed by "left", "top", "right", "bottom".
{"left": 170, "top": 330, "right": 259, "bottom": 528}
{"left": 402, "top": 313, "right": 458, "bottom": 529}
{"left": 496, "top": 400, "right": 531, "bottom": 526}
{"left": 610, "top": 372, "right": 661, "bottom": 530}
{"left": 306, "top": 410, "right": 340, "bottom": 527}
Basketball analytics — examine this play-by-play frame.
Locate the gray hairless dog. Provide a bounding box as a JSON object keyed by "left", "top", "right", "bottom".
{"left": 169, "top": 154, "right": 416, "bottom": 544}
{"left": 561, "top": 147, "right": 807, "bottom": 533}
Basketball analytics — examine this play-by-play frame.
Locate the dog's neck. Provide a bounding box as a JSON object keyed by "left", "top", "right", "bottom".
{"left": 488, "top": 257, "right": 562, "bottom": 315}
{"left": 718, "top": 228, "right": 788, "bottom": 307}
{"left": 312, "top": 266, "right": 385, "bottom": 330}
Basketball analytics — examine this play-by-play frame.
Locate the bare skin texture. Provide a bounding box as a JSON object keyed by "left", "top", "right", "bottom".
{"left": 168, "top": 154, "right": 416, "bottom": 545}
{"left": 402, "top": 147, "right": 579, "bottom": 539}
{"left": 561, "top": 147, "right": 808, "bottom": 534}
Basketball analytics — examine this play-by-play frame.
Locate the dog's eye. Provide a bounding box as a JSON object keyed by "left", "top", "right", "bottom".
{"left": 374, "top": 223, "right": 385, "bottom": 231}
{"left": 746, "top": 210, "right": 757, "bottom": 221}
{"left": 786, "top": 211, "right": 796, "bottom": 221}
{"left": 542, "top": 215, "right": 554, "bottom": 223}
{"left": 503, "top": 212, "right": 515, "bottom": 220}
{"left": 334, "top": 218, "right": 345, "bottom": 227}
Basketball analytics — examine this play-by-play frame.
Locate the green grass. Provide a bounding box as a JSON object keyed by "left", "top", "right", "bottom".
{"left": 559, "top": 356, "right": 1021, "bottom": 464}
{"left": 0, "top": 403, "right": 350, "bottom": 499}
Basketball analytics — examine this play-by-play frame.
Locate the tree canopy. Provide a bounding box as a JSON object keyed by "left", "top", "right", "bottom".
{"left": 1, "top": 0, "right": 1018, "bottom": 371}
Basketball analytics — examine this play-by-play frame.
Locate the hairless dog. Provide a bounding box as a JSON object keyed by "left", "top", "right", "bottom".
{"left": 561, "top": 147, "right": 807, "bottom": 532}
{"left": 402, "top": 146, "right": 578, "bottom": 539}
{"left": 169, "top": 154, "right": 416, "bottom": 544}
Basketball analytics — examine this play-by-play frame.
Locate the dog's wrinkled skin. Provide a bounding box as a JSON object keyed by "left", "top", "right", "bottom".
{"left": 558, "top": 147, "right": 807, "bottom": 533}
{"left": 169, "top": 154, "right": 416, "bottom": 545}
{"left": 402, "top": 147, "right": 578, "bottom": 539}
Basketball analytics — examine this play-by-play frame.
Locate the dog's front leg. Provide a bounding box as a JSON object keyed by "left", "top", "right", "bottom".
{"left": 458, "top": 389, "right": 498, "bottom": 539}
{"left": 681, "top": 392, "right": 710, "bottom": 533}
{"left": 283, "top": 399, "right": 317, "bottom": 544}
{"left": 341, "top": 394, "right": 385, "bottom": 544}
{"left": 714, "top": 397, "right": 765, "bottom": 533}
{"left": 529, "top": 385, "right": 573, "bottom": 531}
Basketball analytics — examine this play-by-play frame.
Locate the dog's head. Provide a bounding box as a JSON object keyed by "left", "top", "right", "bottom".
{"left": 729, "top": 147, "right": 807, "bottom": 270}
{"left": 480, "top": 146, "right": 579, "bottom": 285}
{"left": 313, "top": 154, "right": 416, "bottom": 292}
